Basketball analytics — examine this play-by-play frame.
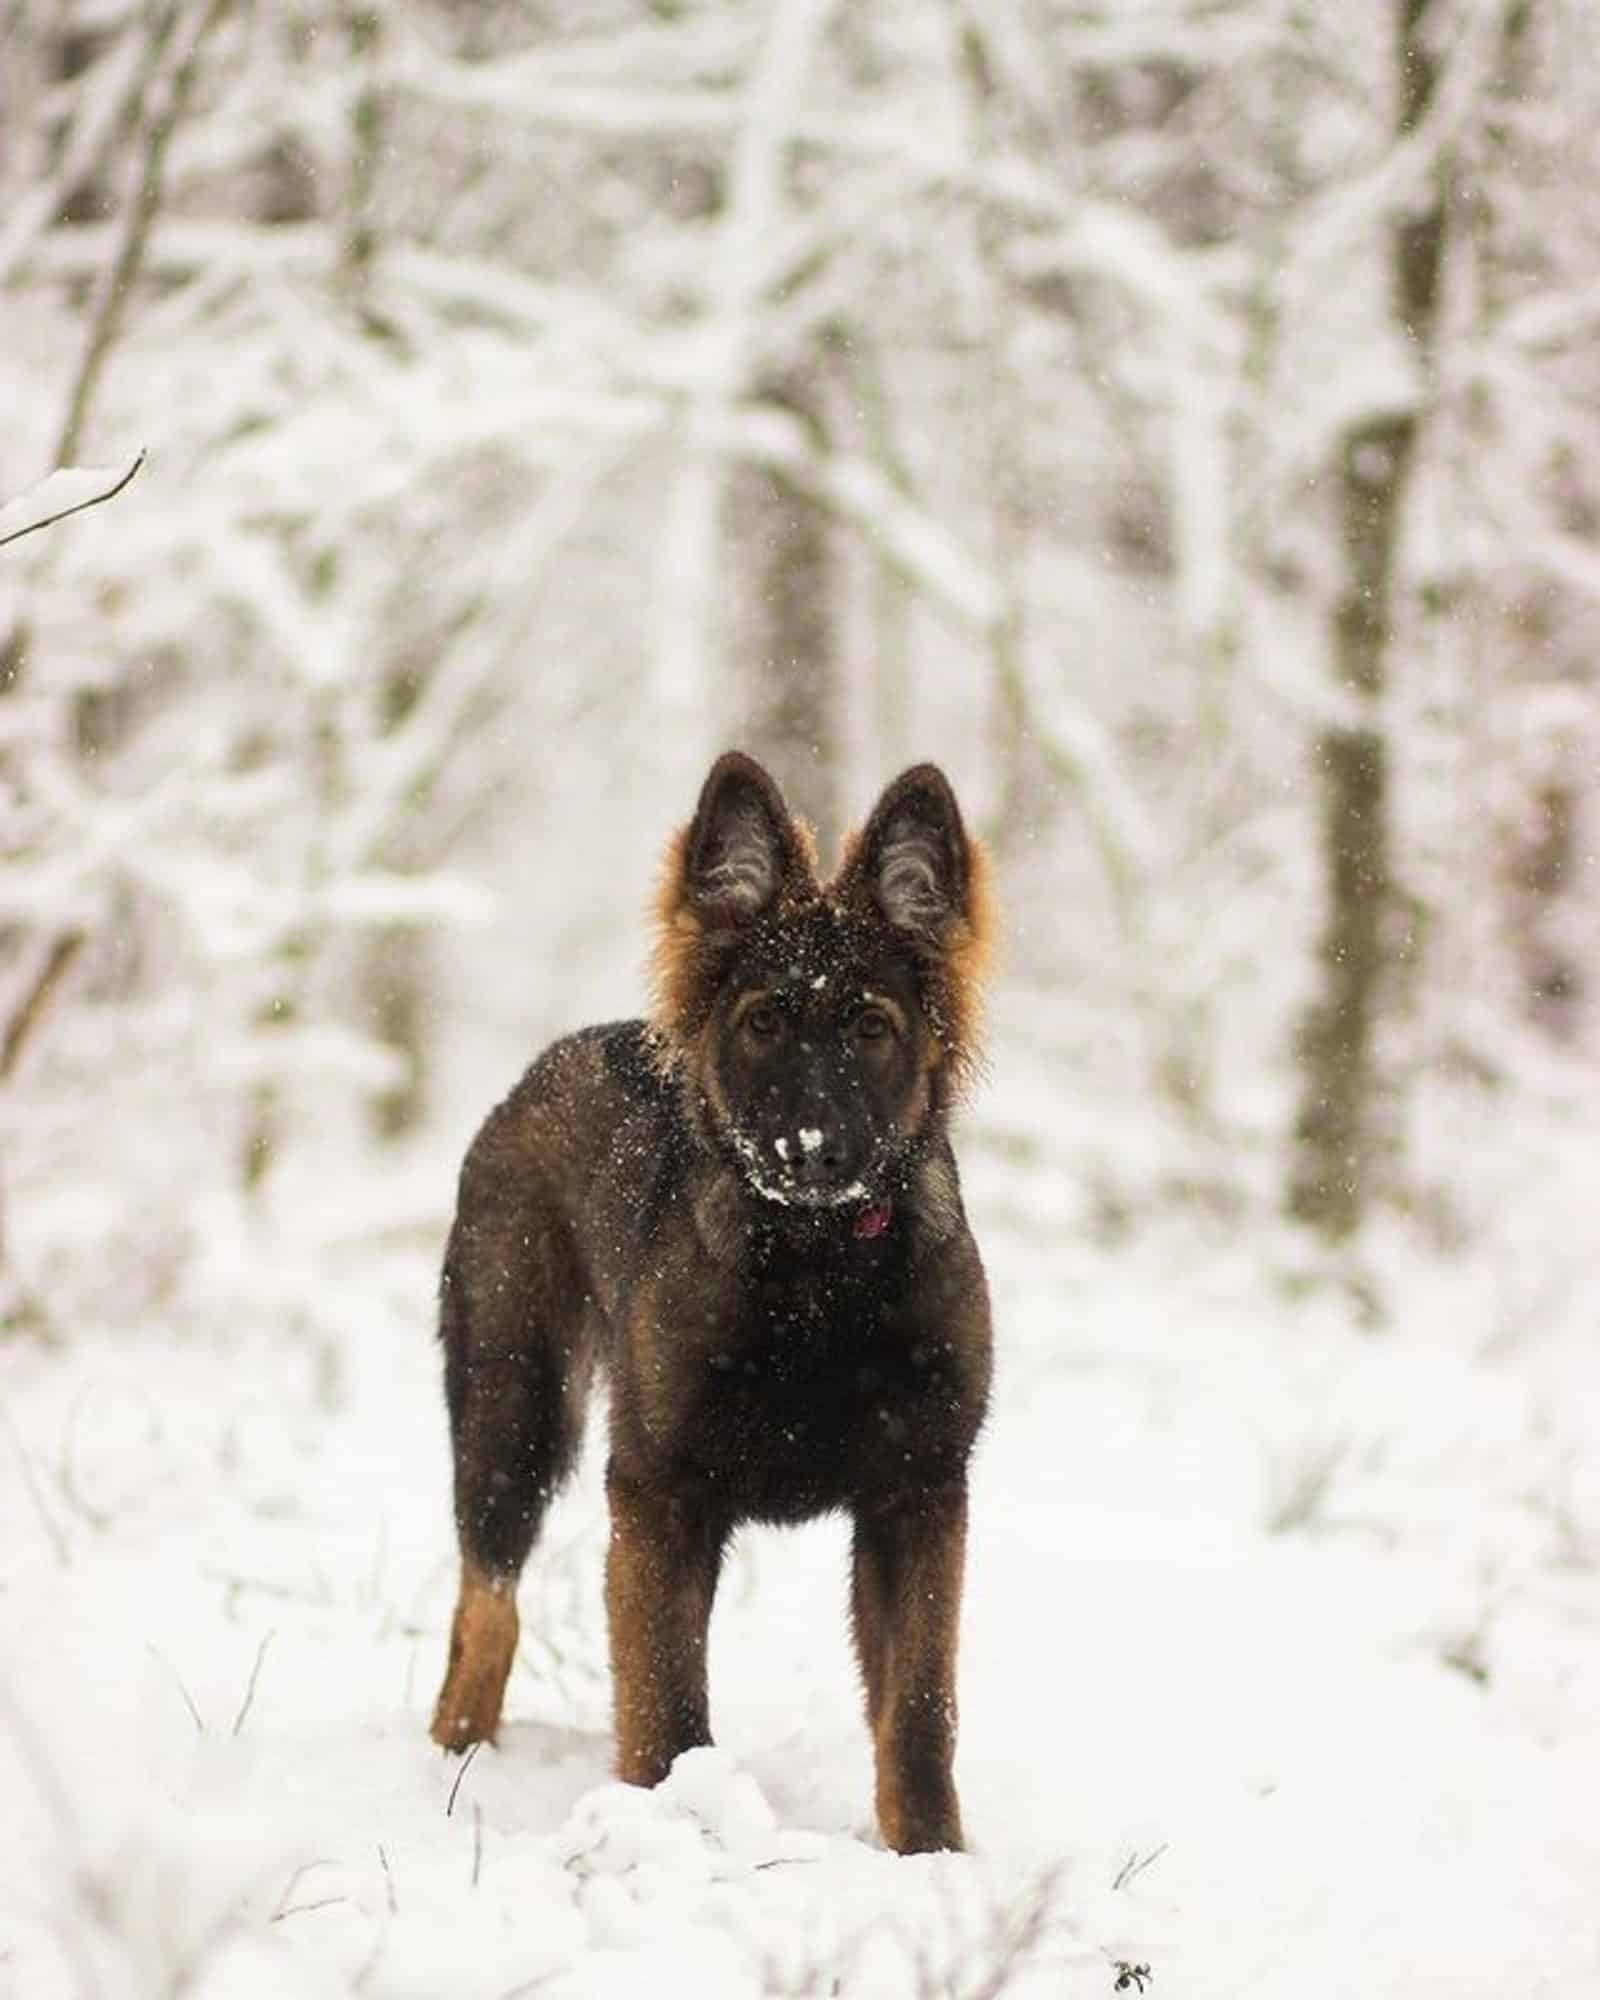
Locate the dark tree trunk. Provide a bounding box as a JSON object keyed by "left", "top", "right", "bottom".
{"left": 1287, "top": 0, "right": 1444, "bottom": 1240}
{"left": 732, "top": 367, "right": 838, "bottom": 857}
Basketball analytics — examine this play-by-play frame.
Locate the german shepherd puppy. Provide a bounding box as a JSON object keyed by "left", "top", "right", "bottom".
{"left": 430, "top": 752, "right": 994, "bottom": 1854}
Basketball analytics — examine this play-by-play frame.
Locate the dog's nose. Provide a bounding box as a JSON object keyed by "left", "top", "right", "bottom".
{"left": 792, "top": 1124, "right": 847, "bottom": 1184}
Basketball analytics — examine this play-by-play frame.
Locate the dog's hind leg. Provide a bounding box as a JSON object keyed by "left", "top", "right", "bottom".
{"left": 430, "top": 1216, "right": 593, "bottom": 1753}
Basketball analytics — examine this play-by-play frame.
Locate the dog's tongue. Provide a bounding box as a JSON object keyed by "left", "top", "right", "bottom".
{"left": 853, "top": 1199, "right": 892, "bottom": 1241}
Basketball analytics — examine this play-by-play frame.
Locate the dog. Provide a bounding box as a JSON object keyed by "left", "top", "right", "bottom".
{"left": 430, "top": 752, "right": 994, "bottom": 1854}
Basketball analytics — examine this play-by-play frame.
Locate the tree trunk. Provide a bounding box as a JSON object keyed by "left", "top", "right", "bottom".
{"left": 733, "top": 366, "right": 839, "bottom": 855}
{"left": 1287, "top": 0, "right": 1444, "bottom": 1240}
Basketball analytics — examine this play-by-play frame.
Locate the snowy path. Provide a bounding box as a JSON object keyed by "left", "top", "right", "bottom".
{"left": 2, "top": 1216, "right": 1595, "bottom": 1998}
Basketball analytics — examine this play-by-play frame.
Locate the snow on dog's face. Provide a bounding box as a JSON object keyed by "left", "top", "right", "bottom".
{"left": 652, "top": 753, "right": 992, "bottom": 1211}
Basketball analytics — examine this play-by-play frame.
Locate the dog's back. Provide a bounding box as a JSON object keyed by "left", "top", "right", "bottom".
{"left": 431, "top": 754, "right": 994, "bottom": 1854}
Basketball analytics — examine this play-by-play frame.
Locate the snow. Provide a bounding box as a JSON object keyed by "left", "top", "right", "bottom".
{"left": 4, "top": 1123, "right": 1597, "bottom": 2000}
{"left": 6, "top": 2, "right": 1600, "bottom": 1992}
{"left": 727, "top": 1127, "right": 869, "bottom": 1208}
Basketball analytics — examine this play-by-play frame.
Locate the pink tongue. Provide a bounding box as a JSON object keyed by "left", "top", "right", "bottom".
{"left": 853, "top": 1200, "right": 892, "bottom": 1240}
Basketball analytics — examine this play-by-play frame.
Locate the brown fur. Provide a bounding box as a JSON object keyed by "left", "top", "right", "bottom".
{"left": 432, "top": 754, "right": 995, "bottom": 1854}
{"left": 853, "top": 1482, "right": 968, "bottom": 1853}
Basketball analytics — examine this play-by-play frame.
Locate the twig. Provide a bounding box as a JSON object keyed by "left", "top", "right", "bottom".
{"left": 1113, "top": 1843, "right": 1168, "bottom": 1892}
{"left": 230, "top": 1629, "right": 276, "bottom": 1737}
{"left": 0, "top": 0, "right": 184, "bottom": 288}
{"left": 0, "top": 454, "right": 146, "bottom": 551}
{"left": 58, "top": 1378, "right": 158, "bottom": 1534}
{"left": 472, "top": 1801, "right": 484, "bottom": 1887}
{"left": 56, "top": 0, "right": 233, "bottom": 465}
{"left": 0, "top": 1689, "right": 111, "bottom": 2000}
{"left": 0, "top": 932, "right": 86, "bottom": 1083}
{"left": 271, "top": 1895, "right": 347, "bottom": 1923}
{"left": 377, "top": 1842, "right": 398, "bottom": 1915}
{"left": 202, "top": 1564, "right": 334, "bottom": 1608}
{"left": 499, "top": 1974, "right": 560, "bottom": 2000}
{"left": 271, "top": 1859, "right": 334, "bottom": 1920}
{"left": 446, "top": 1739, "right": 481, "bottom": 1816}
{"left": 0, "top": 1410, "right": 70, "bottom": 1567}
{"left": 962, "top": 1864, "right": 1065, "bottom": 2000}
{"left": 145, "top": 1643, "right": 205, "bottom": 1734}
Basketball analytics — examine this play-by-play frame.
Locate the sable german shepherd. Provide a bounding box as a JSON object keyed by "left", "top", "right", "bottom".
{"left": 430, "top": 752, "right": 994, "bottom": 1853}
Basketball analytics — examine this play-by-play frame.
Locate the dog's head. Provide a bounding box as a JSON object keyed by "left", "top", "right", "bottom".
{"left": 652, "top": 752, "right": 993, "bottom": 1210}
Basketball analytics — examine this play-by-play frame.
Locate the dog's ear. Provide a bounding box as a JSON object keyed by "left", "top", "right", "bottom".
{"left": 840, "top": 764, "right": 976, "bottom": 940}
{"left": 678, "top": 752, "right": 811, "bottom": 927}
{"left": 652, "top": 753, "right": 816, "bottom": 1039}
{"left": 837, "top": 764, "right": 994, "bottom": 1076}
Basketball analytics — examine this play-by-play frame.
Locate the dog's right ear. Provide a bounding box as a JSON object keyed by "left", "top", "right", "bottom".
{"left": 652, "top": 752, "right": 816, "bottom": 1038}
{"left": 679, "top": 752, "right": 811, "bottom": 926}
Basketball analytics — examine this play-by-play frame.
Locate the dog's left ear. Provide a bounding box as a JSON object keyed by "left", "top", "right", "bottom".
{"left": 841, "top": 764, "right": 976, "bottom": 941}
{"left": 838, "top": 764, "right": 993, "bottom": 1078}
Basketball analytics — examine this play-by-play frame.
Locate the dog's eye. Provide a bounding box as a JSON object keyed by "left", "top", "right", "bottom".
{"left": 744, "top": 1003, "right": 782, "bottom": 1041}
{"left": 854, "top": 1007, "right": 892, "bottom": 1042}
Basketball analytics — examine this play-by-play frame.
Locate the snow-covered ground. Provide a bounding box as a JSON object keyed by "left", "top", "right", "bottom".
{"left": 3, "top": 1101, "right": 1597, "bottom": 2000}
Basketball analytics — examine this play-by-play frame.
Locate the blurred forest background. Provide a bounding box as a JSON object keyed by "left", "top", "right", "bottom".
{"left": 5, "top": 0, "right": 1600, "bottom": 1338}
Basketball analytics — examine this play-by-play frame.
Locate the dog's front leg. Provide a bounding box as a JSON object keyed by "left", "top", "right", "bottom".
{"left": 605, "top": 1468, "right": 725, "bottom": 1787}
{"left": 852, "top": 1480, "right": 968, "bottom": 1854}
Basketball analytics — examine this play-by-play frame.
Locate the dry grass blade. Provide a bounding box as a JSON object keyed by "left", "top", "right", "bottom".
{"left": 231, "top": 1629, "right": 276, "bottom": 1736}
{"left": 446, "top": 1739, "right": 481, "bottom": 1816}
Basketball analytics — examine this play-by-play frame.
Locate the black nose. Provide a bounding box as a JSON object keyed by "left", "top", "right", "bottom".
{"left": 795, "top": 1140, "right": 847, "bottom": 1184}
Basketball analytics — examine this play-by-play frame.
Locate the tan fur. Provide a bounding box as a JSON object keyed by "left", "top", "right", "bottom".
{"left": 430, "top": 1560, "right": 519, "bottom": 1750}
{"left": 942, "top": 833, "right": 996, "bottom": 1089}
{"left": 648, "top": 823, "right": 702, "bottom": 1044}
{"left": 829, "top": 822, "right": 996, "bottom": 1090}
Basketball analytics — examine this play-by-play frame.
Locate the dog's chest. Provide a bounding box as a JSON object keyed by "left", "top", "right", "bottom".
{"left": 682, "top": 1261, "right": 962, "bottom": 1517}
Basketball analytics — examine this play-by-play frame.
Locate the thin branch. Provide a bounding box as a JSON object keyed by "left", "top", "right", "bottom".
{"left": 56, "top": 0, "right": 232, "bottom": 465}
{"left": 0, "top": 454, "right": 145, "bottom": 550}
{"left": 1113, "top": 1843, "right": 1168, "bottom": 1892}
{"left": 145, "top": 1643, "right": 206, "bottom": 1735}
{"left": 0, "top": 1410, "right": 70, "bottom": 1567}
{"left": 0, "top": 3, "right": 183, "bottom": 289}
{"left": 962, "top": 1865, "right": 1066, "bottom": 2000}
{"left": 271, "top": 1859, "right": 335, "bottom": 1920}
{"left": 271, "top": 1895, "right": 348, "bottom": 1923}
{"left": 377, "top": 1842, "right": 398, "bottom": 1915}
{"left": 230, "top": 1628, "right": 276, "bottom": 1736}
{"left": 0, "top": 931, "right": 86, "bottom": 1082}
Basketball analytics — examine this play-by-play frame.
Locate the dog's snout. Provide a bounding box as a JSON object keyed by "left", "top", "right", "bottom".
{"left": 792, "top": 1125, "right": 847, "bottom": 1184}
